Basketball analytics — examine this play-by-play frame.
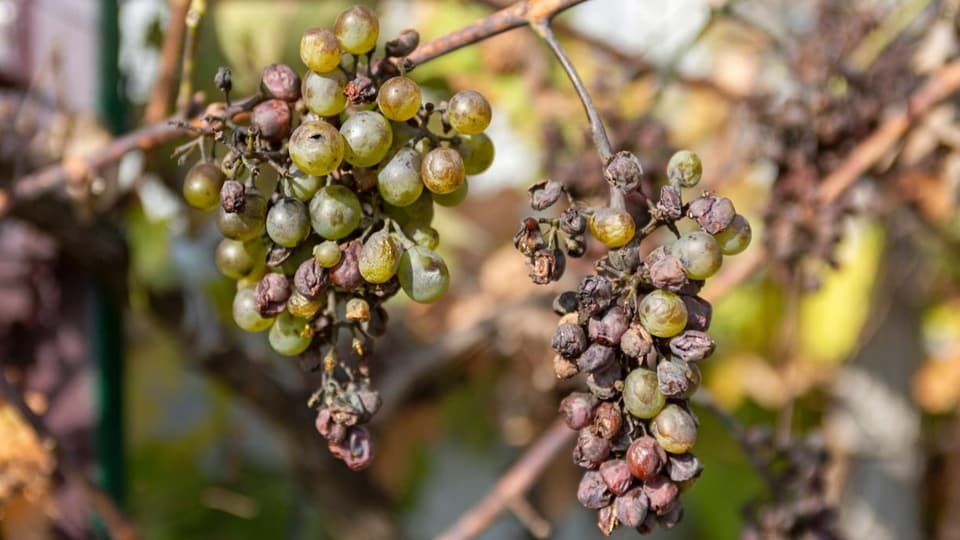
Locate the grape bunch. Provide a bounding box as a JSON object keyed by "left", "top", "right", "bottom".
{"left": 515, "top": 150, "right": 752, "bottom": 534}
{"left": 177, "top": 5, "right": 495, "bottom": 470}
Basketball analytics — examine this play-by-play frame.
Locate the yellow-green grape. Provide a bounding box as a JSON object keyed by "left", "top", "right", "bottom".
{"left": 300, "top": 28, "right": 342, "bottom": 73}
{"left": 268, "top": 311, "right": 312, "bottom": 356}
{"left": 232, "top": 287, "right": 274, "bottom": 332}
{"left": 638, "top": 290, "right": 688, "bottom": 338}
{"left": 667, "top": 149, "right": 702, "bottom": 188}
{"left": 431, "top": 179, "right": 468, "bottom": 207}
{"left": 622, "top": 368, "right": 666, "bottom": 419}
{"left": 266, "top": 197, "right": 311, "bottom": 247}
{"left": 588, "top": 207, "right": 635, "bottom": 248}
{"left": 333, "top": 5, "right": 379, "bottom": 55}
{"left": 287, "top": 290, "right": 323, "bottom": 319}
{"left": 398, "top": 245, "right": 449, "bottom": 303}
{"left": 216, "top": 189, "right": 267, "bottom": 241}
{"left": 284, "top": 172, "right": 323, "bottom": 202}
{"left": 670, "top": 231, "right": 723, "bottom": 280}
{"left": 377, "top": 76, "right": 421, "bottom": 121}
{"left": 313, "top": 240, "right": 342, "bottom": 268}
{"left": 402, "top": 222, "right": 439, "bottom": 250}
{"left": 309, "top": 184, "right": 362, "bottom": 240}
{"left": 457, "top": 133, "right": 494, "bottom": 175}
{"left": 446, "top": 90, "right": 491, "bottom": 135}
{"left": 289, "top": 120, "right": 344, "bottom": 176}
{"left": 651, "top": 404, "right": 698, "bottom": 454}
{"left": 341, "top": 111, "right": 393, "bottom": 168}
{"left": 713, "top": 214, "right": 752, "bottom": 255}
{"left": 358, "top": 229, "right": 401, "bottom": 283}
{"left": 215, "top": 238, "right": 265, "bottom": 279}
{"left": 183, "top": 161, "right": 224, "bottom": 211}
{"left": 377, "top": 147, "right": 423, "bottom": 207}
{"left": 421, "top": 147, "right": 465, "bottom": 194}
{"left": 302, "top": 69, "right": 348, "bottom": 117}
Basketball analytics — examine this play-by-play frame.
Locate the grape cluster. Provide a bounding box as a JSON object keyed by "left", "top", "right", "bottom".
{"left": 516, "top": 150, "right": 752, "bottom": 534}
{"left": 178, "top": 5, "right": 495, "bottom": 469}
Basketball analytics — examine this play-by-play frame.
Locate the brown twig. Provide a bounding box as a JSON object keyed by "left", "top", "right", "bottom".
{"left": 0, "top": 373, "right": 139, "bottom": 540}
{"left": 434, "top": 418, "right": 574, "bottom": 540}
{"left": 818, "top": 57, "right": 960, "bottom": 204}
{"left": 145, "top": 0, "right": 190, "bottom": 122}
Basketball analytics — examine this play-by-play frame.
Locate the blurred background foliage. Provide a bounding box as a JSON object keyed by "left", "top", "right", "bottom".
{"left": 3, "top": 0, "right": 960, "bottom": 539}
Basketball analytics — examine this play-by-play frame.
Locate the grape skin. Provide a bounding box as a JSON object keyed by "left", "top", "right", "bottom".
{"left": 313, "top": 240, "right": 342, "bottom": 268}
{"left": 377, "top": 76, "right": 422, "bottom": 122}
{"left": 622, "top": 368, "right": 666, "bottom": 419}
{"left": 588, "top": 207, "right": 636, "bottom": 248}
{"left": 667, "top": 149, "right": 702, "bottom": 188}
{"left": 333, "top": 5, "right": 379, "bottom": 55}
{"left": 216, "top": 190, "right": 267, "bottom": 241}
{"left": 358, "top": 229, "right": 401, "bottom": 284}
{"left": 302, "top": 69, "right": 348, "bottom": 117}
{"left": 421, "top": 147, "right": 465, "bottom": 195}
{"left": 671, "top": 231, "right": 723, "bottom": 280}
{"left": 377, "top": 148, "right": 423, "bottom": 207}
{"left": 341, "top": 111, "right": 393, "bottom": 168}
{"left": 447, "top": 90, "right": 491, "bottom": 135}
{"left": 266, "top": 197, "right": 311, "bottom": 248}
{"left": 309, "top": 185, "right": 362, "bottom": 240}
{"left": 233, "top": 287, "right": 274, "bottom": 332}
{"left": 300, "top": 28, "right": 342, "bottom": 73}
{"left": 268, "top": 311, "right": 312, "bottom": 356}
{"left": 457, "top": 134, "right": 495, "bottom": 175}
{"left": 215, "top": 238, "right": 264, "bottom": 279}
{"left": 713, "top": 214, "right": 751, "bottom": 255}
{"left": 637, "top": 290, "right": 688, "bottom": 338}
{"left": 289, "top": 120, "right": 345, "bottom": 176}
{"left": 398, "top": 246, "right": 450, "bottom": 303}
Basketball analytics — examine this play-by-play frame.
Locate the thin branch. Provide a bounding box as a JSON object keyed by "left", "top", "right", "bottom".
{"left": 434, "top": 419, "right": 574, "bottom": 540}
{"left": 532, "top": 21, "right": 614, "bottom": 164}
{"left": 175, "top": 0, "right": 207, "bottom": 116}
{"left": 0, "top": 373, "right": 139, "bottom": 540}
{"left": 145, "top": 0, "right": 190, "bottom": 122}
{"left": 818, "top": 57, "right": 960, "bottom": 204}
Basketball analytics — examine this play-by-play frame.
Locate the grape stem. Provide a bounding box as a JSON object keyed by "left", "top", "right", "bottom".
{"left": 175, "top": 0, "right": 207, "bottom": 117}
{"left": 531, "top": 21, "right": 615, "bottom": 165}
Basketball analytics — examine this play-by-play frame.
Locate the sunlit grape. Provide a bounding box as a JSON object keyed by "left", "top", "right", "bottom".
{"left": 358, "top": 229, "right": 401, "bottom": 283}
{"left": 377, "top": 76, "right": 422, "bottom": 121}
{"left": 302, "top": 69, "right": 348, "bottom": 117}
{"left": 398, "top": 245, "right": 449, "bottom": 303}
{"left": 651, "top": 404, "right": 698, "bottom": 454}
{"left": 309, "top": 184, "right": 362, "bottom": 240}
{"left": 713, "top": 214, "right": 751, "bottom": 255}
{"left": 268, "top": 311, "right": 312, "bottom": 356}
{"left": 341, "top": 111, "right": 393, "bottom": 168}
{"left": 446, "top": 90, "right": 491, "bottom": 135}
{"left": 622, "top": 368, "right": 666, "bottom": 419}
{"left": 637, "top": 290, "right": 687, "bottom": 338}
{"left": 421, "top": 147, "right": 465, "bottom": 194}
{"left": 670, "top": 231, "right": 723, "bottom": 280}
{"left": 289, "top": 120, "right": 345, "bottom": 176}
{"left": 287, "top": 290, "right": 324, "bottom": 319}
{"left": 333, "top": 5, "right": 379, "bottom": 55}
{"left": 377, "top": 147, "right": 423, "bottom": 207}
{"left": 300, "top": 28, "right": 342, "bottom": 73}
{"left": 588, "top": 207, "right": 635, "bottom": 248}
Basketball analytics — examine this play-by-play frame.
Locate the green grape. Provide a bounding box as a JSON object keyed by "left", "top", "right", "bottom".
{"left": 309, "top": 184, "right": 362, "bottom": 240}
{"left": 313, "top": 240, "right": 342, "bottom": 268}
{"left": 377, "top": 147, "right": 423, "bottom": 207}
{"left": 667, "top": 149, "right": 702, "bottom": 188}
{"left": 300, "top": 28, "right": 342, "bottom": 73}
{"left": 289, "top": 120, "right": 345, "bottom": 176}
{"left": 588, "top": 207, "right": 635, "bottom": 248}
{"left": 622, "top": 368, "right": 666, "bottom": 419}
{"left": 333, "top": 5, "right": 379, "bottom": 55}
{"left": 358, "top": 229, "right": 401, "bottom": 283}
{"left": 431, "top": 179, "right": 468, "bottom": 207}
{"left": 421, "top": 147, "right": 465, "bottom": 194}
{"left": 266, "top": 197, "right": 311, "bottom": 247}
{"left": 215, "top": 238, "right": 265, "bottom": 279}
{"left": 302, "top": 69, "right": 348, "bottom": 117}
{"left": 398, "top": 245, "right": 449, "bottom": 303}
{"left": 284, "top": 171, "right": 323, "bottom": 201}
{"left": 377, "top": 76, "right": 422, "bottom": 121}
{"left": 637, "top": 290, "right": 687, "bottom": 338}
{"left": 457, "top": 133, "right": 494, "bottom": 175}
{"left": 232, "top": 287, "right": 274, "bottom": 332}
{"left": 671, "top": 231, "right": 723, "bottom": 279}
{"left": 287, "top": 290, "right": 323, "bottom": 319}
{"left": 268, "top": 311, "right": 312, "bottom": 356}
{"left": 216, "top": 189, "right": 267, "bottom": 241}
{"left": 713, "top": 214, "right": 751, "bottom": 255}
{"left": 341, "top": 111, "right": 393, "bottom": 168}
{"left": 183, "top": 161, "right": 224, "bottom": 211}
{"left": 651, "top": 404, "right": 698, "bottom": 454}
{"left": 446, "top": 90, "right": 491, "bottom": 135}
{"left": 402, "top": 222, "right": 439, "bottom": 250}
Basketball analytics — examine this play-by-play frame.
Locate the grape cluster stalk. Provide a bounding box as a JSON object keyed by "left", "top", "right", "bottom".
{"left": 516, "top": 150, "right": 753, "bottom": 534}
{"left": 176, "top": 5, "right": 495, "bottom": 470}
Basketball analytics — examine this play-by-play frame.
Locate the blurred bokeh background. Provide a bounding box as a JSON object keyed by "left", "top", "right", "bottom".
{"left": 2, "top": 0, "right": 960, "bottom": 538}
